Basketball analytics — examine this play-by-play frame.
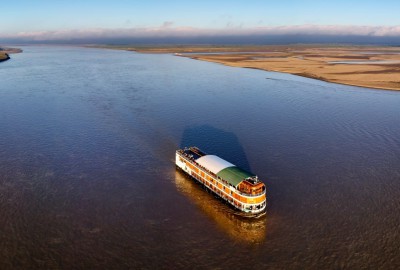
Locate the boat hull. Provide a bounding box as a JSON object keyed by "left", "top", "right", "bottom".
{"left": 176, "top": 150, "right": 267, "bottom": 215}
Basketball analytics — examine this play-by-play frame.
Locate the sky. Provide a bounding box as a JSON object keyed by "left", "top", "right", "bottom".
{"left": 2, "top": 0, "right": 400, "bottom": 44}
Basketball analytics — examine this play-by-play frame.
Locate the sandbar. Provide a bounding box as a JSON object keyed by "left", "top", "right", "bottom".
{"left": 183, "top": 46, "right": 400, "bottom": 91}
{"left": 100, "top": 45, "right": 400, "bottom": 91}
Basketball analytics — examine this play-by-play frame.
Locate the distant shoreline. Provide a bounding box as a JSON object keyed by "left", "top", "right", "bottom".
{"left": 92, "top": 45, "right": 400, "bottom": 91}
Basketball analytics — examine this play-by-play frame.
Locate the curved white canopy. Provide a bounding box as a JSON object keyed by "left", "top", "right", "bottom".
{"left": 195, "top": 155, "right": 235, "bottom": 174}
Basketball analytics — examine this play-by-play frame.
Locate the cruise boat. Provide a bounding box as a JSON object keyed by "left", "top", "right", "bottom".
{"left": 175, "top": 147, "right": 267, "bottom": 216}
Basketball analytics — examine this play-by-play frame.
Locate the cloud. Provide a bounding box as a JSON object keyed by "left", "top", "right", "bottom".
{"left": 259, "top": 24, "right": 400, "bottom": 37}
{"left": 161, "top": 21, "right": 174, "bottom": 28}
{"left": 2, "top": 24, "right": 400, "bottom": 42}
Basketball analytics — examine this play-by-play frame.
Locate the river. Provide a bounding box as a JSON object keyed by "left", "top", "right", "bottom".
{"left": 0, "top": 46, "right": 399, "bottom": 269}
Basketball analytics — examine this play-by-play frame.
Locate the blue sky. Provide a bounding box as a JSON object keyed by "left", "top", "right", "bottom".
{"left": 1, "top": 0, "right": 400, "bottom": 42}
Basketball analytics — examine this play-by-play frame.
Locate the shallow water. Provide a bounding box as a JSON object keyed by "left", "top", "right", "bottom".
{"left": 1, "top": 46, "right": 400, "bottom": 269}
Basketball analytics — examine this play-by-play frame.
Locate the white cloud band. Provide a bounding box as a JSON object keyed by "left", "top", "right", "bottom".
{"left": 2, "top": 24, "right": 400, "bottom": 41}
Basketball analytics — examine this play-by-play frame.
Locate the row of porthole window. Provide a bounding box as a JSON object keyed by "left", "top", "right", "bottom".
{"left": 199, "top": 175, "right": 266, "bottom": 212}
{"left": 244, "top": 201, "right": 266, "bottom": 211}
{"left": 193, "top": 172, "right": 266, "bottom": 211}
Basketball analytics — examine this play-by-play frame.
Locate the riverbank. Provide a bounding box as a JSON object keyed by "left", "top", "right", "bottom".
{"left": 0, "top": 47, "right": 23, "bottom": 62}
{"left": 184, "top": 47, "right": 400, "bottom": 91}
{"left": 0, "top": 53, "right": 10, "bottom": 62}
{"left": 96, "top": 45, "right": 400, "bottom": 91}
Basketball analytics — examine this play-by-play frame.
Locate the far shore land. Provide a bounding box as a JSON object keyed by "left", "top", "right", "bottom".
{"left": 94, "top": 45, "right": 400, "bottom": 91}
{"left": 0, "top": 47, "right": 23, "bottom": 62}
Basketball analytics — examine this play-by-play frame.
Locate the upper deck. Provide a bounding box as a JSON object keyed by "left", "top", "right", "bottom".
{"left": 177, "top": 147, "right": 266, "bottom": 197}
{"left": 180, "top": 147, "right": 206, "bottom": 160}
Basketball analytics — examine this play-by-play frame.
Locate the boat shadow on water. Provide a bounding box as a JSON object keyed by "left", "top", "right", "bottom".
{"left": 180, "top": 125, "right": 251, "bottom": 172}
{"left": 176, "top": 125, "right": 267, "bottom": 243}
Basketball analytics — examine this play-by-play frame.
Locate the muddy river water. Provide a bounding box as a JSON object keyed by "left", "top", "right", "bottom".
{"left": 0, "top": 46, "right": 399, "bottom": 269}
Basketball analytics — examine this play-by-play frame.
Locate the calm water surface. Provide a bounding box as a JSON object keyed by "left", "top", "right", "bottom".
{"left": 1, "top": 46, "right": 400, "bottom": 269}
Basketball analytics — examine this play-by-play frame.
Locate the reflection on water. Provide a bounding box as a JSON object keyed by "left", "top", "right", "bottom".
{"left": 174, "top": 170, "right": 266, "bottom": 244}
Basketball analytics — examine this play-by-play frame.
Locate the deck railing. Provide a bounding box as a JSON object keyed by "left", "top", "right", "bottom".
{"left": 177, "top": 151, "right": 266, "bottom": 198}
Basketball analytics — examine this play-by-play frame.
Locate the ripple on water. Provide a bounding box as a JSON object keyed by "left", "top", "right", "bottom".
{"left": 1, "top": 46, "right": 400, "bottom": 269}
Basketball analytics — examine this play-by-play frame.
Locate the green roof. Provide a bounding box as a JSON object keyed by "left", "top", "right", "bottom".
{"left": 216, "top": 166, "right": 254, "bottom": 187}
